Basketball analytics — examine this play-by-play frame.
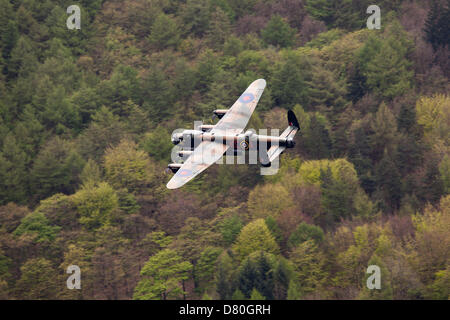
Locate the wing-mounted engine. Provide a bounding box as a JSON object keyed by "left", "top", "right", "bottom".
{"left": 171, "top": 132, "right": 183, "bottom": 145}
{"left": 166, "top": 163, "right": 182, "bottom": 173}
{"left": 213, "top": 109, "right": 228, "bottom": 119}
{"left": 178, "top": 150, "right": 193, "bottom": 157}
{"left": 171, "top": 129, "right": 203, "bottom": 147}
{"left": 198, "top": 124, "right": 214, "bottom": 132}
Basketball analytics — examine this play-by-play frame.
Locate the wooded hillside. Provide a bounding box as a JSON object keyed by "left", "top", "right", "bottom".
{"left": 0, "top": 0, "right": 449, "bottom": 300}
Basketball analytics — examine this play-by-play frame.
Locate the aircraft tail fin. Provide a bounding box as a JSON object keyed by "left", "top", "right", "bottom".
{"left": 280, "top": 110, "right": 299, "bottom": 140}
{"left": 265, "top": 110, "right": 299, "bottom": 163}
{"left": 288, "top": 109, "right": 300, "bottom": 130}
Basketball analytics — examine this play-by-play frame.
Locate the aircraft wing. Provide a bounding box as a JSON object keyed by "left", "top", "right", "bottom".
{"left": 166, "top": 141, "right": 230, "bottom": 189}
{"left": 212, "top": 79, "right": 266, "bottom": 135}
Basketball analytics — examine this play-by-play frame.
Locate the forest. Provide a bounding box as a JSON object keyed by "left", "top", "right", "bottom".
{"left": 0, "top": 0, "right": 448, "bottom": 300}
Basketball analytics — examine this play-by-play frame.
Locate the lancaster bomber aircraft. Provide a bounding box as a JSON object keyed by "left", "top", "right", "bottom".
{"left": 166, "top": 79, "right": 300, "bottom": 189}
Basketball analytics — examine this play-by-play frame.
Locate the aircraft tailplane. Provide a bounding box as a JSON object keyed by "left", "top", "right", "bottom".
{"left": 266, "top": 110, "right": 300, "bottom": 163}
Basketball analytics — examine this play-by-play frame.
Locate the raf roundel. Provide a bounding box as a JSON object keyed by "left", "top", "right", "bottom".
{"left": 239, "top": 93, "right": 255, "bottom": 104}
{"left": 178, "top": 169, "right": 192, "bottom": 177}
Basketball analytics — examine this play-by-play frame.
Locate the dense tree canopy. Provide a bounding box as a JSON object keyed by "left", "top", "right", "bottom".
{"left": 0, "top": 0, "right": 448, "bottom": 300}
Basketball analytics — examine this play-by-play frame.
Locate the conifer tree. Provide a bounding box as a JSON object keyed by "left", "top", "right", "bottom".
{"left": 261, "top": 15, "right": 296, "bottom": 48}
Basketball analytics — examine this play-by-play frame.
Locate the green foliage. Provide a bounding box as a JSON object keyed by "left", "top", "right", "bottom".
{"left": 271, "top": 52, "right": 310, "bottom": 107}
{"left": 306, "top": 0, "right": 401, "bottom": 30}
{"left": 301, "top": 113, "right": 332, "bottom": 158}
{"left": 297, "top": 158, "right": 359, "bottom": 187}
{"left": 219, "top": 214, "right": 243, "bottom": 245}
{"left": 288, "top": 223, "right": 324, "bottom": 248}
{"left": 15, "top": 258, "right": 58, "bottom": 299}
{"left": 261, "top": 15, "right": 296, "bottom": 48}
{"left": 133, "top": 249, "right": 193, "bottom": 300}
{"left": 140, "top": 127, "right": 173, "bottom": 163}
{"left": 79, "top": 159, "right": 102, "bottom": 186}
{"left": 306, "top": 0, "right": 359, "bottom": 30}
{"left": 98, "top": 65, "right": 141, "bottom": 114}
{"left": 320, "top": 165, "right": 357, "bottom": 222}
{"left": 1, "top": 20, "right": 18, "bottom": 60}
{"left": 104, "top": 139, "right": 154, "bottom": 192}
{"left": 412, "top": 195, "right": 450, "bottom": 286}
{"left": 0, "top": 249, "right": 11, "bottom": 298}
{"left": 374, "top": 150, "right": 402, "bottom": 211}
{"left": 0, "top": 0, "right": 447, "bottom": 301}
{"left": 228, "top": 0, "right": 256, "bottom": 18}
{"left": 73, "top": 182, "right": 119, "bottom": 229}
{"left": 233, "top": 219, "right": 279, "bottom": 260}
{"left": 359, "top": 254, "right": 393, "bottom": 300}
{"left": 77, "top": 106, "right": 126, "bottom": 161}
{"left": 0, "top": 134, "right": 28, "bottom": 204}
{"left": 149, "top": 14, "right": 180, "bottom": 50}
{"left": 30, "top": 136, "right": 84, "bottom": 202}
{"left": 181, "top": 0, "right": 211, "bottom": 36}
{"left": 250, "top": 288, "right": 266, "bottom": 300}
{"left": 223, "top": 35, "right": 244, "bottom": 56}
{"left": 147, "top": 231, "right": 174, "bottom": 249}
{"left": 424, "top": 0, "right": 450, "bottom": 50}
{"left": 202, "top": 292, "right": 213, "bottom": 300}
{"left": 360, "top": 22, "right": 414, "bottom": 99}
{"left": 306, "top": 29, "right": 345, "bottom": 49}
{"left": 141, "top": 65, "right": 175, "bottom": 122}
{"left": 216, "top": 251, "right": 234, "bottom": 299}
{"left": 439, "top": 155, "right": 450, "bottom": 195}
{"left": 207, "top": 8, "right": 232, "bottom": 50}
{"left": 288, "top": 240, "right": 328, "bottom": 299}
{"left": 247, "top": 183, "right": 293, "bottom": 219}
{"left": 237, "top": 251, "right": 276, "bottom": 299}
{"left": 236, "top": 50, "right": 269, "bottom": 75}
{"left": 428, "top": 267, "right": 450, "bottom": 300}
{"left": 13, "top": 212, "right": 61, "bottom": 243}
{"left": 264, "top": 216, "right": 283, "bottom": 244}
{"left": 231, "top": 289, "right": 245, "bottom": 300}
{"left": 306, "top": 64, "right": 348, "bottom": 115}
{"left": 195, "top": 49, "right": 221, "bottom": 94}
{"left": 195, "top": 247, "right": 222, "bottom": 292}
{"left": 8, "top": 35, "right": 37, "bottom": 78}
{"left": 416, "top": 94, "right": 450, "bottom": 148}
{"left": 273, "top": 257, "right": 292, "bottom": 300}
{"left": 116, "top": 189, "right": 140, "bottom": 214}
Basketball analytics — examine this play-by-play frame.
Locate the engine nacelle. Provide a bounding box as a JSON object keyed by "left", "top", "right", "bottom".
{"left": 171, "top": 133, "right": 183, "bottom": 145}
{"left": 172, "top": 130, "right": 203, "bottom": 146}
{"left": 213, "top": 109, "right": 228, "bottom": 119}
{"left": 198, "top": 124, "right": 214, "bottom": 132}
{"left": 167, "top": 163, "right": 182, "bottom": 173}
{"left": 178, "top": 150, "right": 193, "bottom": 157}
